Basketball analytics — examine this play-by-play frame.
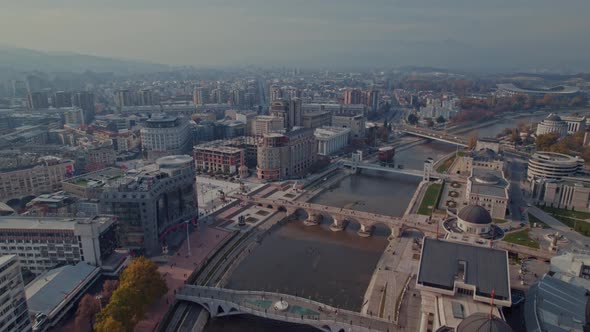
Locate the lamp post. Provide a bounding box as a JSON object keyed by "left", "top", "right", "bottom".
{"left": 95, "top": 294, "right": 103, "bottom": 310}
{"left": 185, "top": 219, "right": 192, "bottom": 257}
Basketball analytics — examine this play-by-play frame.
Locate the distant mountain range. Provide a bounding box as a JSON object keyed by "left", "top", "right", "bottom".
{"left": 0, "top": 46, "right": 169, "bottom": 74}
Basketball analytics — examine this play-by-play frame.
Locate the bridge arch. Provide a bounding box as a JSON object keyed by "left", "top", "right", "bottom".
{"left": 400, "top": 225, "right": 426, "bottom": 238}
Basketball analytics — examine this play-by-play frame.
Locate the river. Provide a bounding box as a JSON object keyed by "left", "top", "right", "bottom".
{"left": 203, "top": 118, "right": 511, "bottom": 331}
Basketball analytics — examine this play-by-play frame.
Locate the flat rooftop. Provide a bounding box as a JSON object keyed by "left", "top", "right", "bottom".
{"left": 0, "top": 215, "right": 113, "bottom": 231}
{"left": 0, "top": 254, "right": 16, "bottom": 266}
{"left": 26, "top": 262, "right": 100, "bottom": 316}
{"left": 417, "top": 238, "right": 510, "bottom": 301}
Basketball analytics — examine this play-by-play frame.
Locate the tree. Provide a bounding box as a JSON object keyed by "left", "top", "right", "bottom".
{"left": 95, "top": 316, "right": 125, "bottom": 332}
{"left": 436, "top": 116, "right": 446, "bottom": 124}
{"left": 535, "top": 133, "right": 560, "bottom": 151}
{"left": 407, "top": 113, "right": 418, "bottom": 125}
{"left": 75, "top": 294, "right": 101, "bottom": 332}
{"left": 101, "top": 280, "right": 120, "bottom": 301}
{"left": 570, "top": 95, "right": 588, "bottom": 107}
{"left": 94, "top": 257, "right": 167, "bottom": 332}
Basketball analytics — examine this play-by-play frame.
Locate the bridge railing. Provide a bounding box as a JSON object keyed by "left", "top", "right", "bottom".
{"left": 180, "top": 285, "right": 392, "bottom": 324}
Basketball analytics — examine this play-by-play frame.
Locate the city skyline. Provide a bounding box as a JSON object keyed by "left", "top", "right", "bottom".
{"left": 2, "top": 0, "right": 590, "bottom": 71}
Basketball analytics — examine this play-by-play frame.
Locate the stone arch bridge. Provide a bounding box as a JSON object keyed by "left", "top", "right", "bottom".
{"left": 239, "top": 196, "right": 438, "bottom": 238}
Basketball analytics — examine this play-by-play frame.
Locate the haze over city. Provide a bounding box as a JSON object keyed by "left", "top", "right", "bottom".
{"left": 2, "top": 0, "right": 590, "bottom": 71}
{"left": 0, "top": 2, "right": 589, "bottom": 332}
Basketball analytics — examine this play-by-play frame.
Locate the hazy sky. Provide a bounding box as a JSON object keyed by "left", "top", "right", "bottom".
{"left": 2, "top": 0, "right": 590, "bottom": 70}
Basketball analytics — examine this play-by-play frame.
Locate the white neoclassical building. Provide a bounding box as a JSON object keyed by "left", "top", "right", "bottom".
{"left": 314, "top": 126, "right": 351, "bottom": 156}
{"left": 535, "top": 113, "right": 568, "bottom": 137}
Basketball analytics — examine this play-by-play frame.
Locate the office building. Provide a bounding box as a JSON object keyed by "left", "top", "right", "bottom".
{"left": 193, "top": 88, "right": 206, "bottom": 105}
{"left": 531, "top": 178, "right": 590, "bottom": 213}
{"left": 302, "top": 111, "right": 332, "bottom": 129}
{"left": 251, "top": 116, "right": 284, "bottom": 136}
{"left": 0, "top": 255, "right": 31, "bottom": 332}
{"left": 256, "top": 128, "right": 317, "bottom": 181}
{"left": 194, "top": 142, "right": 245, "bottom": 175}
{"left": 0, "top": 156, "right": 73, "bottom": 203}
{"left": 527, "top": 152, "right": 584, "bottom": 181}
{"left": 332, "top": 113, "right": 366, "bottom": 139}
{"left": 270, "top": 85, "right": 282, "bottom": 102}
{"left": 140, "top": 115, "right": 192, "bottom": 160}
{"left": 525, "top": 274, "right": 588, "bottom": 332}
{"left": 73, "top": 91, "right": 95, "bottom": 124}
{"left": 416, "top": 238, "right": 511, "bottom": 332}
{"left": 100, "top": 155, "right": 197, "bottom": 256}
{"left": 0, "top": 215, "right": 117, "bottom": 274}
{"left": 366, "top": 89, "right": 379, "bottom": 112}
{"left": 52, "top": 91, "right": 72, "bottom": 108}
{"left": 269, "top": 98, "right": 302, "bottom": 130}
{"left": 115, "top": 89, "right": 133, "bottom": 108}
{"left": 63, "top": 108, "right": 84, "bottom": 126}
{"left": 137, "top": 89, "right": 154, "bottom": 106}
{"left": 550, "top": 252, "right": 590, "bottom": 290}
{"left": 343, "top": 89, "right": 362, "bottom": 105}
{"left": 314, "top": 126, "right": 350, "bottom": 156}
{"left": 27, "top": 92, "right": 49, "bottom": 110}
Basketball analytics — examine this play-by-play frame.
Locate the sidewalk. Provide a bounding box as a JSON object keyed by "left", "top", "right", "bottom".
{"left": 528, "top": 206, "right": 589, "bottom": 249}
{"left": 134, "top": 226, "right": 231, "bottom": 332}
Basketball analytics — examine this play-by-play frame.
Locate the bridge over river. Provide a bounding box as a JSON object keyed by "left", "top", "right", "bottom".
{"left": 397, "top": 125, "right": 468, "bottom": 147}
{"left": 177, "top": 285, "right": 396, "bottom": 332}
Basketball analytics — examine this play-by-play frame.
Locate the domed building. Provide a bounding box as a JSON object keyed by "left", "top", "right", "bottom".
{"left": 456, "top": 205, "right": 492, "bottom": 235}
{"left": 457, "top": 313, "right": 513, "bottom": 332}
{"left": 536, "top": 113, "right": 568, "bottom": 137}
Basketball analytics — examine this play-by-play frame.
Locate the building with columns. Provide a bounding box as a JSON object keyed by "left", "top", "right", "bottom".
{"left": 536, "top": 113, "right": 568, "bottom": 137}
{"left": 314, "top": 126, "right": 350, "bottom": 156}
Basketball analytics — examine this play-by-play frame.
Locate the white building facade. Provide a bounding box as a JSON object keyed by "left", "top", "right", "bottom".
{"left": 315, "top": 126, "right": 351, "bottom": 156}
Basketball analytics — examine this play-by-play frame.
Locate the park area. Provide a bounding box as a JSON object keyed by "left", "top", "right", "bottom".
{"left": 539, "top": 206, "right": 590, "bottom": 237}
{"left": 503, "top": 229, "right": 539, "bottom": 249}
{"left": 418, "top": 183, "right": 442, "bottom": 216}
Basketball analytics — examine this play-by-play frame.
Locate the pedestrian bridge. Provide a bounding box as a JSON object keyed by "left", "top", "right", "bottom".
{"left": 397, "top": 126, "right": 468, "bottom": 147}
{"left": 338, "top": 160, "right": 444, "bottom": 180}
{"left": 176, "top": 285, "right": 396, "bottom": 332}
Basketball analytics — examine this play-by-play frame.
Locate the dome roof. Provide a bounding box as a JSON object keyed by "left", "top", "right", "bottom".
{"left": 457, "top": 313, "right": 513, "bottom": 332}
{"left": 458, "top": 205, "right": 492, "bottom": 225}
{"left": 475, "top": 173, "right": 500, "bottom": 184}
{"left": 546, "top": 113, "right": 562, "bottom": 121}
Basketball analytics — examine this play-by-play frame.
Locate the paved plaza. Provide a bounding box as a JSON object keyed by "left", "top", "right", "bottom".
{"left": 135, "top": 226, "right": 232, "bottom": 332}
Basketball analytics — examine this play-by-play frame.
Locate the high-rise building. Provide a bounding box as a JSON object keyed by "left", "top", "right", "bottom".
{"left": 0, "top": 255, "right": 31, "bottom": 332}
{"left": 27, "top": 92, "right": 49, "bottom": 110}
{"left": 100, "top": 155, "right": 197, "bottom": 256}
{"left": 270, "top": 85, "right": 282, "bottom": 102}
{"left": 73, "top": 91, "right": 95, "bottom": 124}
{"left": 256, "top": 128, "right": 317, "bottom": 181}
{"left": 366, "top": 89, "right": 379, "bottom": 112}
{"left": 53, "top": 91, "right": 72, "bottom": 108}
{"left": 269, "top": 98, "right": 302, "bottom": 130}
{"left": 137, "top": 89, "right": 154, "bottom": 106}
{"left": 343, "top": 89, "right": 362, "bottom": 105}
{"left": 115, "top": 89, "right": 133, "bottom": 109}
{"left": 193, "top": 88, "right": 205, "bottom": 105}
{"left": 140, "top": 115, "right": 192, "bottom": 160}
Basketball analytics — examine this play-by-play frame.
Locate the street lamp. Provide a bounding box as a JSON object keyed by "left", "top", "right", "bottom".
{"left": 185, "top": 219, "right": 192, "bottom": 256}
{"left": 95, "top": 294, "right": 103, "bottom": 310}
